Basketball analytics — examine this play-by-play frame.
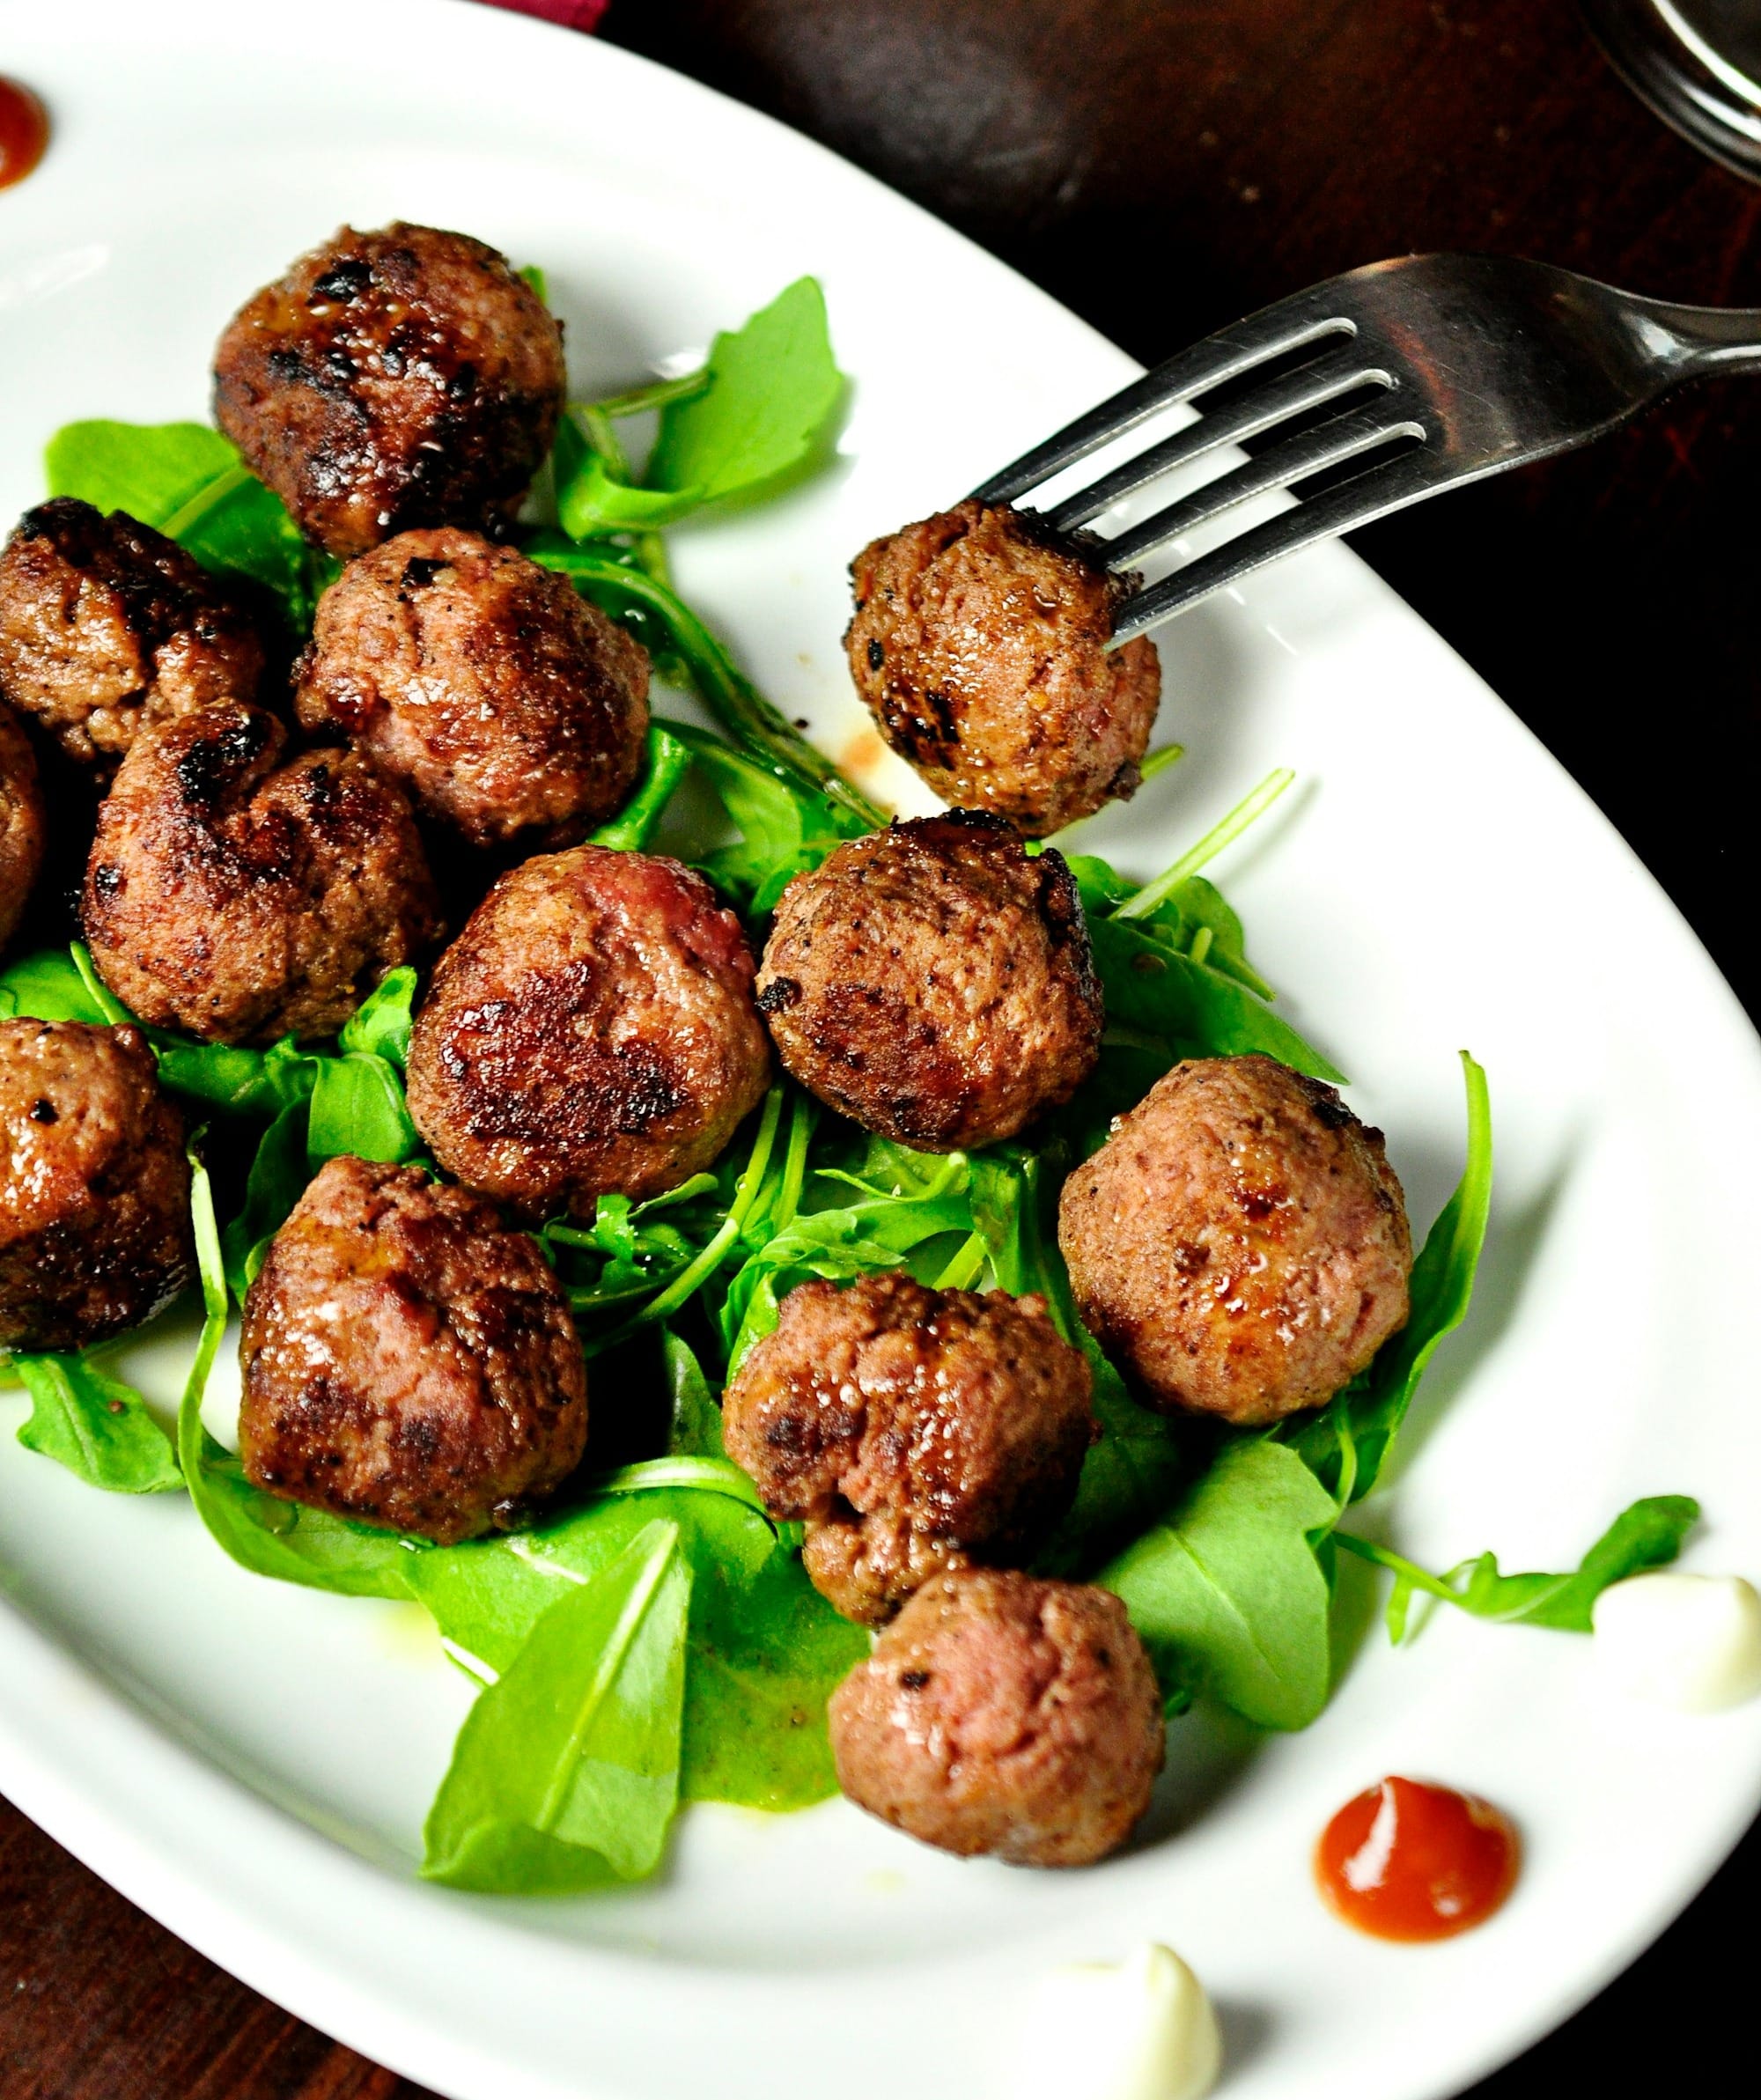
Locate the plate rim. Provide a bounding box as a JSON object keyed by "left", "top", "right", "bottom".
{"left": 0, "top": 5, "right": 1758, "bottom": 2099}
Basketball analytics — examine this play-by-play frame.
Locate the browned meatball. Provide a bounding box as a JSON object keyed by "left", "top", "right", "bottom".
{"left": 829, "top": 1568, "right": 1163, "bottom": 1866}
{"left": 755, "top": 811, "right": 1102, "bottom": 1152}
{"left": 724, "top": 1272, "right": 1095, "bottom": 1625}
{"left": 0, "top": 702, "right": 44, "bottom": 952}
{"left": 1058, "top": 1054, "right": 1412, "bottom": 1426}
{"left": 846, "top": 499, "right": 1162, "bottom": 837}
{"left": 0, "top": 1020, "right": 193, "bottom": 1352}
{"left": 239, "top": 1155, "right": 587, "bottom": 1544}
{"left": 407, "top": 845, "right": 770, "bottom": 1218}
{"left": 82, "top": 698, "right": 440, "bottom": 1045}
{"left": 214, "top": 224, "right": 566, "bottom": 558}
{"left": 0, "top": 497, "right": 266, "bottom": 771}
{"left": 294, "top": 528, "right": 650, "bottom": 851}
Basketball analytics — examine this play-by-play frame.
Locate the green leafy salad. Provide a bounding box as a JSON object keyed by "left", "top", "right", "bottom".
{"left": 0, "top": 276, "right": 1698, "bottom": 1894}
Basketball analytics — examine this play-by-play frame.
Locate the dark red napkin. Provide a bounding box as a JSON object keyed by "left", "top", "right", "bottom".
{"left": 472, "top": 0, "right": 609, "bottom": 32}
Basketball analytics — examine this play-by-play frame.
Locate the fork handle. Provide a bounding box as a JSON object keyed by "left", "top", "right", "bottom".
{"left": 1645, "top": 300, "right": 1761, "bottom": 380}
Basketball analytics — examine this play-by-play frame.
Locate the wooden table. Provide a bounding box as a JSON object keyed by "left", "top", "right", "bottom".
{"left": 4, "top": 1, "right": 1755, "bottom": 2092}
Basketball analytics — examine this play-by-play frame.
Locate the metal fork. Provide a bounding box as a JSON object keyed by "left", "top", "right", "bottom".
{"left": 974, "top": 253, "right": 1761, "bottom": 639}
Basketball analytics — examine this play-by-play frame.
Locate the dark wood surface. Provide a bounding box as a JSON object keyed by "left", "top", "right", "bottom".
{"left": 4, "top": 1, "right": 1755, "bottom": 2094}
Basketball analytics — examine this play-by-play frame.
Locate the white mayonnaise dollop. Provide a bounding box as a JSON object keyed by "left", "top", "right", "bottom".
{"left": 1009, "top": 1942, "right": 1222, "bottom": 2100}
{"left": 1592, "top": 1572, "right": 1761, "bottom": 1712}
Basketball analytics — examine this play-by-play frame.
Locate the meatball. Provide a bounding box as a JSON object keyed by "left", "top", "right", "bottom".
{"left": 756, "top": 811, "right": 1102, "bottom": 1152}
{"left": 0, "top": 497, "right": 266, "bottom": 771}
{"left": 239, "top": 1155, "right": 587, "bottom": 1544}
{"left": 829, "top": 1567, "right": 1164, "bottom": 1866}
{"left": 407, "top": 845, "right": 770, "bottom": 1218}
{"left": 1058, "top": 1054, "right": 1412, "bottom": 1426}
{"left": 82, "top": 698, "right": 440, "bottom": 1045}
{"left": 214, "top": 223, "right": 567, "bottom": 558}
{"left": 0, "top": 1020, "right": 193, "bottom": 1352}
{"left": 845, "top": 499, "right": 1162, "bottom": 837}
{"left": 724, "top": 1272, "right": 1095, "bottom": 1625}
{"left": 0, "top": 702, "right": 44, "bottom": 952}
{"left": 294, "top": 527, "right": 650, "bottom": 851}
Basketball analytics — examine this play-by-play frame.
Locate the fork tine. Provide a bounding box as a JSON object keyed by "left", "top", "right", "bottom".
{"left": 1110, "top": 448, "right": 1440, "bottom": 642}
{"left": 1046, "top": 346, "right": 1395, "bottom": 532}
{"left": 970, "top": 298, "right": 1357, "bottom": 505}
{"left": 1102, "top": 403, "right": 1426, "bottom": 571}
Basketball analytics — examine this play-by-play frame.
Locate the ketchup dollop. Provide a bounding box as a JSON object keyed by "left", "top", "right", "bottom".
{"left": 1315, "top": 1775, "right": 1519, "bottom": 1942}
{"left": 0, "top": 78, "right": 48, "bottom": 191}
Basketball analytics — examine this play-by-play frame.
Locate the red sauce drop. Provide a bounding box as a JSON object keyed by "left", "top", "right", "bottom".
{"left": 1315, "top": 1776, "right": 1519, "bottom": 1942}
{"left": 0, "top": 78, "right": 48, "bottom": 191}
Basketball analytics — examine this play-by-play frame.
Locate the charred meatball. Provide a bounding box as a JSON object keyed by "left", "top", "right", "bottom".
{"left": 0, "top": 497, "right": 266, "bottom": 771}
{"left": 1058, "top": 1054, "right": 1412, "bottom": 1426}
{"left": 407, "top": 845, "right": 770, "bottom": 1218}
{"left": 214, "top": 223, "right": 566, "bottom": 557}
{"left": 846, "top": 499, "right": 1162, "bottom": 837}
{"left": 0, "top": 1020, "right": 193, "bottom": 1352}
{"left": 0, "top": 702, "right": 44, "bottom": 953}
{"left": 756, "top": 811, "right": 1102, "bottom": 1152}
{"left": 239, "top": 1155, "right": 587, "bottom": 1544}
{"left": 82, "top": 698, "right": 439, "bottom": 1045}
{"left": 724, "top": 1272, "right": 1095, "bottom": 1625}
{"left": 294, "top": 528, "right": 650, "bottom": 851}
{"left": 829, "top": 1567, "right": 1163, "bottom": 1866}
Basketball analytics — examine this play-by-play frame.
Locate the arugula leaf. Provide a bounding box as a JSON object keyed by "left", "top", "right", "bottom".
{"left": 589, "top": 724, "right": 694, "bottom": 852}
{"left": 1099, "top": 1439, "right": 1339, "bottom": 1729}
{"left": 408, "top": 1477, "right": 863, "bottom": 1819}
{"left": 665, "top": 1327, "right": 726, "bottom": 1458}
{"left": 671, "top": 719, "right": 859, "bottom": 912}
{"left": 556, "top": 278, "right": 844, "bottom": 536}
{"left": 422, "top": 1519, "right": 692, "bottom": 1891}
{"left": 721, "top": 1145, "right": 976, "bottom": 1369}
{"left": 13, "top": 1352, "right": 183, "bottom": 1493}
{"left": 646, "top": 278, "right": 844, "bottom": 509}
{"left": 178, "top": 1150, "right": 416, "bottom": 1599}
{"left": 44, "top": 420, "right": 328, "bottom": 625}
{"left": 1087, "top": 916, "right": 1345, "bottom": 1086}
{"left": 1070, "top": 859, "right": 1273, "bottom": 1000}
{"left": 3, "top": 944, "right": 322, "bottom": 1117}
{"left": 0, "top": 947, "right": 111, "bottom": 1024}
{"left": 682, "top": 1500, "right": 867, "bottom": 1810}
{"left": 220, "top": 1101, "right": 311, "bottom": 1303}
{"left": 1285, "top": 1051, "right": 1492, "bottom": 1503}
{"left": 1337, "top": 1495, "right": 1700, "bottom": 1643}
{"left": 338, "top": 968, "right": 417, "bottom": 1069}
{"left": 306, "top": 1053, "right": 421, "bottom": 1168}
{"left": 556, "top": 413, "right": 703, "bottom": 537}
{"left": 526, "top": 539, "right": 884, "bottom": 828}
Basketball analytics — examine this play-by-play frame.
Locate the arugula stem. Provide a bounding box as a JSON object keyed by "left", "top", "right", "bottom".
{"left": 932, "top": 1230, "right": 988, "bottom": 1291}
{"left": 633, "top": 1088, "right": 785, "bottom": 1329}
{"left": 536, "top": 1524, "right": 681, "bottom": 1832}
{"left": 584, "top": 370, "right": 712, "bottom": 422}
{"left": 770, "top": 1092, "right": 815, "bottom": 1237}
{"left": 589, "top": 726, "right": 693, "bottom": 851}
{"left": 1112, "top": 767, "right": 1295, "bottom": 922}
{"left": 1331, "top": 1529, "right": 1458, "bottom": 1599}
{"left": 529, "top": 546, "right": 885, "bottom": 827}
{"left": 158, "top": 461, "right": 254, "bottom": 541}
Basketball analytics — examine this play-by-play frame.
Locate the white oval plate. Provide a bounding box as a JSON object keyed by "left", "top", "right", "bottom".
{"left": 2, "top": 4, "right": 1758, "bottom": 2097}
